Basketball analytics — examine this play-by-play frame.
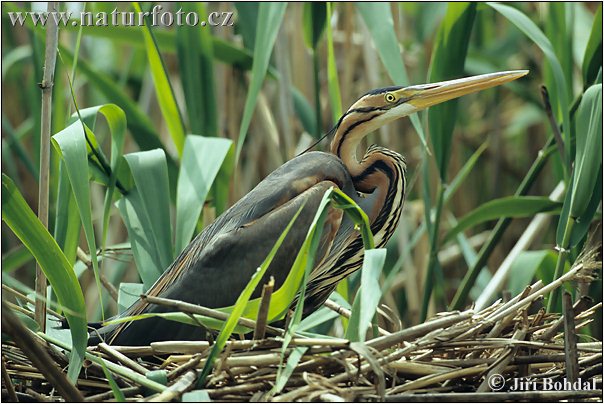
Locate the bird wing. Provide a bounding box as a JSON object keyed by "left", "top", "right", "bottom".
{"left": 98, "top": 152, "right": 357, "bottom": 344}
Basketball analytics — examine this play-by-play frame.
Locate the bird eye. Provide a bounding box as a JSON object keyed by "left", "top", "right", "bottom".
{"left": 385, "top": 93, "right": 396, "bottom": 103}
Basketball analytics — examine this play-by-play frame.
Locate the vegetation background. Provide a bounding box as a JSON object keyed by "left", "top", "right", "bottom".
{"left": 1, "top": 1, "right": 602, "bottom": 380}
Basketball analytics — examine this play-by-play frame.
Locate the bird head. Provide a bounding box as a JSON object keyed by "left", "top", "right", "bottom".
{"left": 330, "top": 70, "right": 529, "bottom": 165}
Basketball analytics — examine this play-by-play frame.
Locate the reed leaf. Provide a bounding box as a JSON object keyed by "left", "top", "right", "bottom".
{"left": 52, "top": 122, "right": 104, "bottom": 317}
{"left": 356, "top": 2, "right": 428, "bottom": 149}
{"left": 444, "top": 196, "right": 562, "bottom": 244}
{"left": 175, "top": 136, "right": 233, "bottom": 254}
{"left": 133, "top": 2, "right": 186, "bottom": 156}
{"left": 2, "top": 175, "right": 86, "bottom": 382}
{"left": 428, "top": 2, "right": 476, "bottom": 182}
{"left": 236, "top": 3, "right": 287, "bottom": 161}
{"left": 346, "top": 248, "right": 387, "bottom": 342}
{"left": 582, "top": 5, "right": 602, "bottom": 87}
{"left": 118, "top": 150, "right": 173, "bottom": 288}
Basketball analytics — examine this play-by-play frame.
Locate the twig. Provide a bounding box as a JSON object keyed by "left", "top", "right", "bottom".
{"left": 254, "top": 277, "right": 274, "bottom": 340}
{"left": 100, "top": 274, "right": 119, "bottom": 302}
{"left": 562, "top": 292, "right": 579, "bottom": 384}
{"left": 1, "top": 300, "right": 84, "bottom": 401}
{"left": 146, "top": 370, "right": 197, "bottom": 402}
{"left": 538, "top": 296, "right": 591, "bottom": 341}
{"left": 35, "top": 0, "right": 60, "bottom": 332}
{"left": 1, "top": 285, "right": 62, "bottom": 319}
{"left": 1, "top": 356, "right": 18, "bottom": 402}
{"left": 98, "top": 343, "right": 148, "bottom": 375}
{"left": 140, "top": 294, "right": 284, "bottom": 337}
{"left": 84, "top": 386, "right": 140, "bottom": 402}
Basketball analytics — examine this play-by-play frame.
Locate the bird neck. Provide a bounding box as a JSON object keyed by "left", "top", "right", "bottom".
{"left": 329, "top": 109, "right": 383, "bottom": 177}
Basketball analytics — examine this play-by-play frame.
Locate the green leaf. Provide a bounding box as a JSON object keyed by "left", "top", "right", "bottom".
{"left": 118, "top": 150, "right": 173, "bottom": 288}
{"left": 273, "top": 347, "right": 308, "bottom": 393}
{"left": 507, "top": 250, "right": 557, "bottom": 297}
{"left": 177, "top": 2, "right": 218, "bottom": 137}
{"left": 326, "top": 2, "right": 342, "bottom": 122}
{"left": 444, "top": 196, "right": 563, "bottom": 244}
{"left": 1, "top": 245, "right": 33, "bottom": 273}
{"left": 292, "top": 87, "right": 317, "bottom": 137}
{"left": 175, "top": 136, "right": 233, "bottom": 254}
{"left": 133, "top": 2, "right": 186, "bottom": 156}
{"left": 100, "top": 360, "right": 126, "bottom": 402}
{"left": 356, "top": 2, "right": 428, "bottom": 150}
{"left": 1, "top": 175, "right": 87, "bottom": 382}
{"left": 76, "top": 104, "right": 127, "bottom": 248}
{"left": 489, "top": 2, "right": 572, "bottom": 170}
{"left": 53, "top": 162, "right": 80, "bottom": 266}
{"left": 346, "top": 249, "right": 387, "bottom": 342}
{"left": 52, "top": 122, "right": 104, "bottom": 318}
{"left": 234, "top": 3, "right": 260, "bottom": 49}
{"left": 236, "top": 3, "right": 287, "bottom": 161}
{"left": 582, "top": 5, "right": 602, "bottom": 87}
{"left": 302, "top": 2, "right": 327, "bottom": 49}
{"left": 428, "top": 2, "right": 477, "bottom": 181}
{"left": 118, "top": 283, "right": 144, "bottom": 315}
{"left": 569, "top": 84, "right": 602, "bottom": 218}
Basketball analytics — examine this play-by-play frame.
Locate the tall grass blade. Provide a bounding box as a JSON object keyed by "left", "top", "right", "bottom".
{"left": 326, "top": 2, "right": 342, "bottom": 122}
{"left": 133, "top": 2, "right": 186, "bottom": 156}
{"left": 177, "top": 2, "right": 217, "bottom": 136}
{"left": 53, "top": 162, "right": 80, "bottom": 265}
{"left": 118, "top": 150, "right": 173, "bottom": 288}
{"left": 52, "top": 122, "right": 104, "bottom": 317}
{"left": 2, "top": 175, "right": 87, "bottom": 382}
{"left": 77, "top": 104, "right": 127, "bottom": 247}
{"left": 345, "top": 248, "right": 387, "bottom": 342}
{"left": 568, "top": 83, "right": 602, "bottom": 218}
{"left": 582, "top": 5, "right": 602, "bottom": 87}
{"left": 444, "top": 196, "right": 563, "bottom": 244}
{"left": 356, "top": 2, "right": 428, "bottom": 149}
{"left": 235, "top": 3, "right": 287, "bottom": 161}
{"left": 175, "top": 136, "right": 233, "bottom": 254}
{"left": 489, "top": 2, "right": 571, "bottom": 170}
{"left": 428, "top": 2, "right": 476, "bottom": 182}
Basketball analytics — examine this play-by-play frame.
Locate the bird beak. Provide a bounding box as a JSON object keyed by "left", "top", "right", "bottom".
{"left": 397, "top": 70, "right": 529, "bottom": 110}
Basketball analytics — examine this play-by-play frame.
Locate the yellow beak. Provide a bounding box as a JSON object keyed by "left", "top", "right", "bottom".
{"left": 397, "top": 70, "right": 529, "bottom": 110}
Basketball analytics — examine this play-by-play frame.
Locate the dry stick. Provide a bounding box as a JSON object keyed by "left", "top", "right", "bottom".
{"left": 1, "top": 285, "right": 62, "bottom": 320}
{"left": 538, "top": 296, "right": 591, "bottom": 341}
{"left": 35, "top": 0, "right": 59, "bottom": 332}
{"left": 84, "top": 386, "right": 140, "bottom": 402}
{"left": 1, "top": 356, "right": 18, "bottom": 402}
{"left": 477, "top": 325, "right": 528, "bottom": 392}
{"left": 97, "top": 343, "right": 148, "bottom": 375}
{"left": 167, "top": 354, "right": 202, "bottom": 381}
{"left": 254, "top": 277, "right": 274, "bottom": 340}
{"left": 140, "top": 295, "right": 284, "bottom": 336}
{"left": 146, "top": 370, "right": 197, "bottom": 402}
{"left": 100, "top": 273, "right": 119, "bottom": 302}
{"left": 1, "top": 301, "right": 84, "bottom": 401}
{"left": 324, "top": 299, "right": 352, "bottom": 318}
{"left": 562, "top": 292, "right": 579, "bottom": 384}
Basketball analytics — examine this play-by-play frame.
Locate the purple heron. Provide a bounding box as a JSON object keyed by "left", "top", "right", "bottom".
{"left": 90, "top": 71, "right": 527, "bottom": 345}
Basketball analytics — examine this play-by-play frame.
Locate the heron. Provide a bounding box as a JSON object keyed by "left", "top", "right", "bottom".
{"left": 90, "top": 70, "right": 527, "bottom": 346}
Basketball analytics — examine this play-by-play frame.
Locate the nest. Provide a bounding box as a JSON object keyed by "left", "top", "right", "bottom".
{"left": 2, "top": 255, "right": 602, "bottom": 402}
